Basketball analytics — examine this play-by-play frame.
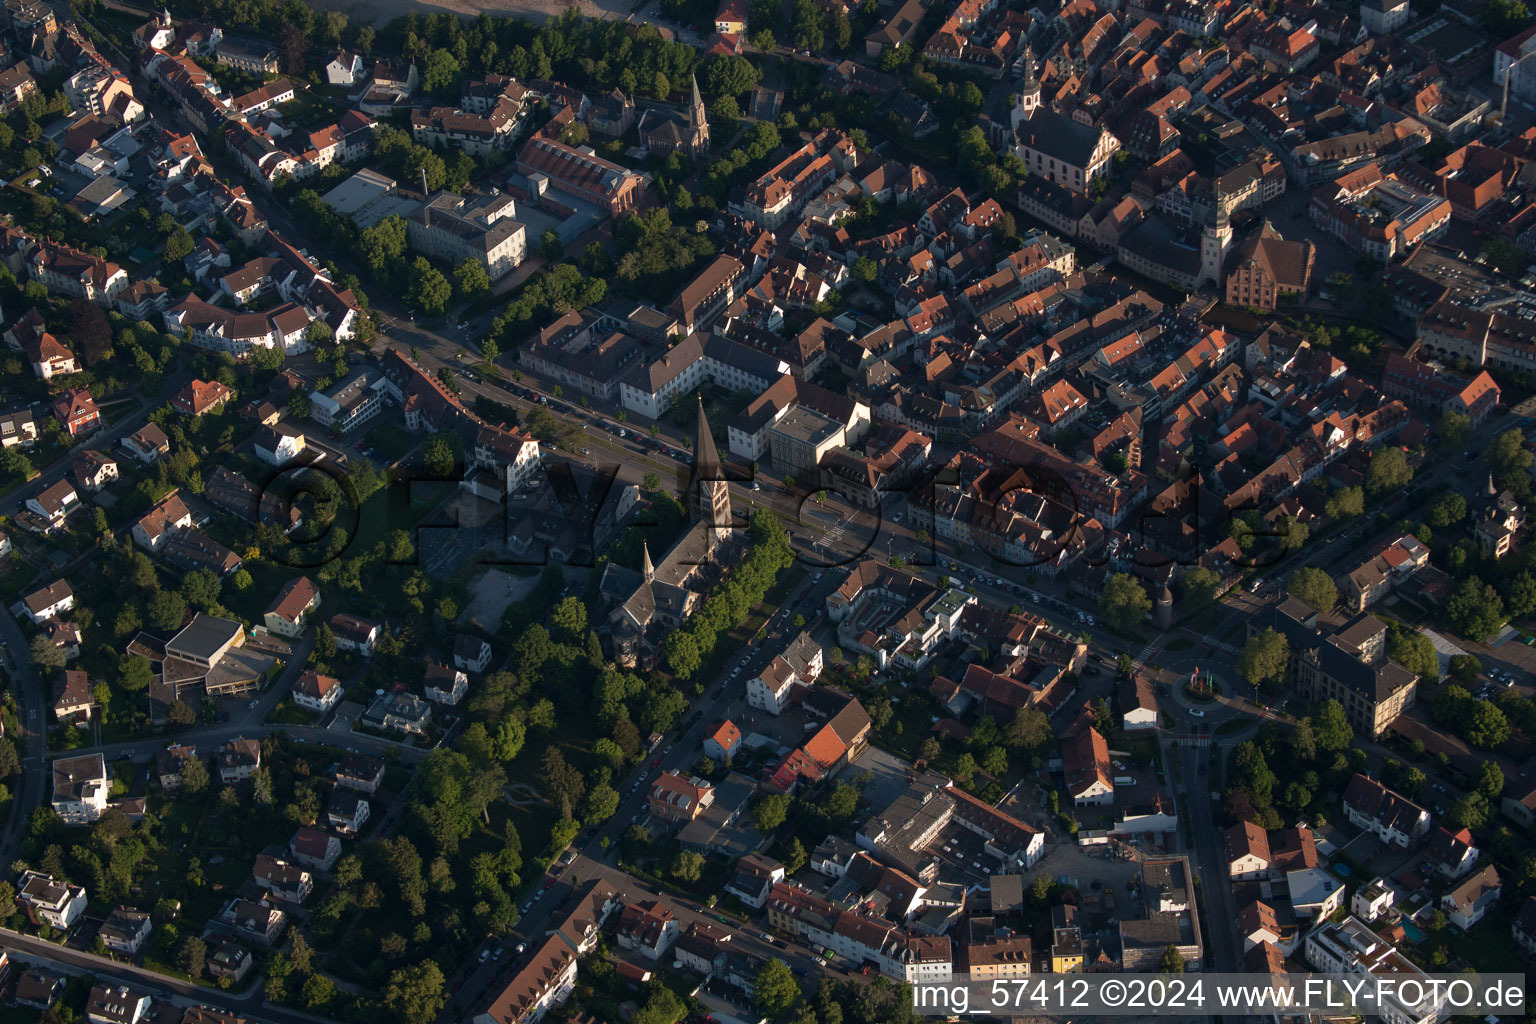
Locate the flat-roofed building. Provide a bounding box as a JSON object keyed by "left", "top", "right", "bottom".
{"left": 310, "top": 368, "right": 388, "bottom": 433}
{"left": 767, "top": 405, "right": 845, "bottom": 475}
{"left": 405, "top": 190, "right": 526, "bottom": 281}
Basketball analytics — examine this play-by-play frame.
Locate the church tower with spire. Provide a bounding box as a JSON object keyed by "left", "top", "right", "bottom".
{"left": 691, "top": 397, "right": 731, "bottom": 546}
{"left": 1012, "top": 46, "right": 1041, "bottom": 130}
{"left": 688, "top": 74, "right": 710, "bottom": 158}
{"left": 641, "top": 541, "right": 654, "bottom": 582}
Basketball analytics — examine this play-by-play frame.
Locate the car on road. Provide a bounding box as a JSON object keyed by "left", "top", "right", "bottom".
{"left": 1189, "top": 709, "right": 1205, "bottom": 718}
{"left": 514, "top": 943, "right": 526, "bottom": 955}
{"left": 247, "top": 700, "right": 257, "bottom": 709}
{"left": 813, "top": 956, "right": 827, "bottom": 967}
{"left": 521, "top": 902, "right": 532, "bottom": 913}
{"left": 543, "top": 877, "right": 555, "bottom": 889}
{"left": 479, "top": 950, "right": 491, "bottom": 963}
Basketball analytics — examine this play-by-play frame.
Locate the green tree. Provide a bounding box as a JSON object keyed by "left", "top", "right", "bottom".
{"left": 421, "top": 48, "right": 461, "bottom": 95}
{"left": 149, "top": 590, "right": 187, "bottom": 632}
{"left": 1476, "top": 760, "right": 1505, "bottom": 800}
{"left": 1426, "top": 490, "right": 1468, "bottom": 528}
{"left": 1467, "top": 701, "right": 1511, "bottom": 748}
{"left": 1449, "top": 654, "right": 1482, "bottom": 684}
{"left": 454, "top": 258, "right": 491, "bottom": 298}
{"left": 1177, "top": 565, "right": 1221, "bottom": 617}
{"left": 664, "top": 631, "right": 701, "bottom": 679}
{"left": 671, "top": 849, "right": 704, "bottom": 882}
{"left": 1448, "top": 791, "right": 1490, "bottom": 830}
{"left": 1436, "top": 410, "right": 1472, "bottom": 449}
{"left": 409, "top": 258, "right": 452, "bottom": 316}
{"left": 1098, "top": 572, "right": 1151, "bottom": 631}
{"left": 753, "top": 792, "right": 791, "bottom": 832}
{"left": 1365, "top": 447, "right": 1413, "bottom": 495}
{"left": 1314, "top": 699, "right": 1353, "bottom": 753}
{"left": 1158, "top": 945, "right": 1186, "bottom": 973}
{"left": 176, "top": 934, "right": 207, "bottom": 978}
{"left": 1287, "top": 567, "right": 1337, "bottom": 612}
{"left": 755, "top": 958, "right": 801, "bottom": 1016}
{"left": 180, "top": 568, "right": 221, "bottom": 611}
{"left": 180, "top": 754, "right": 209, "bottom": 795}
{"left": 118, "top": 655, "right": 153, "bottom": 692}
{"left": 1447, "top": 576, "right": 1505, "bottom": 640}
{"left": 29, "top": 633, "right": 64, "bottom": 670}
{"left": 1326, "top": 486, "right": 1364, "bottom": 520}
{"left": 1007, "top": 707, "right": 1050, "bottom": 751}
{"left": 1238, "top": 628, "right": 1289, "bottom": 690}
{"left": 1386, "top": 626, "right": 1439, "bottom": 683}
{"left": 383, "top": 962, "right": 446, "bottom": 1024}
{"left": 163, "top": 228, "right": 194, "bottom": 264}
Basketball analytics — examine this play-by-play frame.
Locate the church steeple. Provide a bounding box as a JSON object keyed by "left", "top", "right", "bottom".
{"left": 1013, "top": 45, "right": 1041, "bottom": 128}
{"left": 642, "top": 540, "right": 654, "bottom": 581}
{"left": 692, "top": 397, "right": 730, "bottom": 545}
{"left": 688, "top": 73, "right": 709, "bottom": 156}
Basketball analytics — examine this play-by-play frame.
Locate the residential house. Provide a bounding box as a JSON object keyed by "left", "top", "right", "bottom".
{"left": 15, "top": 969, "right": 64, "bottom": 1009}
{"left": 25, "top": 480, "right": 80, "bottom": 530}
{"left": 1427, "top": 826, "right": 1479, "bottom": 880}
{"left": 291, "top": 669, "right": 341, "bottom": 712}
{"left": 121, "top": 422, "right": 170, "bottom": 464}
{"left": 132, "top": 492, "right": 193, "bottom": 553}
{"left": 250, "top": 855, "right": 313, "bottom": 904}
{"left": 288, "top": 827, "right": 341, "bottom": 872}
{"left": 1441, "top": 865, "right": 1501, "bottom": 930}
{"left": 84, "top": 984, "right": 150, "bottom": 1024}
{"left": 333, "top": 752, "right": 384, "bottom": 794}
{"left": 72, "top": 450, "right": 118, "bottom": 492}
{"left": 1062, "top": 725, "right": 1113, "bottom": 806}
{"left": 52, "top": 752, "right": 108, "bottom": 824}
{"left": 423, "top": 661, "right": 468, "bottom": 705}
{"left": 703, "top": 720, "right": 741, "bottom": 762}
{"left": 615, "top": 899, "right": 679, "bottom": 960}
{"left": 325, "top": 51, "right": 365, "bottom": 86}
{"left": 23, "top": 579, "right": 74, "bottom": 623}
{"left": 155, "top": 745, "right": 198, "bottom": 793}
{"left": 0, "top": 407, "right": 38, "bottom": 447}
{"left": 17, "top": 870, "right": 87, "bottom": 929}
{"left": 172, "top": 379, "right": 233, "bottom": 416}
{"left": 649, "top": 771, "right": 715, "bottom": 824}
{"left": 97, "top": 907, "right": 152, "bottom": 954}
{"left": 52, "top": 669, "right": 92, "bottom": 723}
{"left": 361, "top": 690, "right": 431, "bottom": 734}
{"left": 1224, "top": 822, "right": 1272, "bottom": 881}
{"left": 217, "top": 737, "right": 261, "bottom": 784}
{"left": 471, "top": 935, "right": 577, "bottom": 1024}
{"left": 327, "top": 788, "right": 370, "bottom": 834}
{"left": 328, "top": 613, "right": 379, "bottom": 656}
{"left": 205, "top": 940, "right": 254, "bottom": 984}
{"left": 52, "top": 387, "right": 100, "bottom": 436}
{"left": 1343, "top": 773, "right": 1431, "bottom": 847}
{"left": 1513, "top": 895, "right": 1536, "bottom": 956}
{"left": 723, "top": 854, "right": 784, "bottom": 910}
{"left": 1117, "top": 674, "right": 1158, "bottom": 731}
{"left": 453, "top": 635, "right": 492, "bottom": 673}
{"left": 253, "top": 424, "right": 305, "bottom": 465}
{"left": 218, "top": 898, "right": 286, "bottom": 945}
{"left": 263, "top": 576, "right": 319, "bottom": 636}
